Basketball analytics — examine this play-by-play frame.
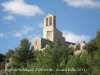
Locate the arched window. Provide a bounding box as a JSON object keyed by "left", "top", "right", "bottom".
{"left": 46, "top": 18, "right": 48, "bottom": 26}
{"left": 49, "top": 17, "right": 52, "bottom": 25}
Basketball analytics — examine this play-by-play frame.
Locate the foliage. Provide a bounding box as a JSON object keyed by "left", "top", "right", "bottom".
{"left": 29, "top": 40, "right": 68, "bottom": 75}
{"left": 86, "top": 39, "right": 98, "bottom": 56}
{"left": 10, "top": 38, "right": 35, "bottom": 75}
{"left": 0, "top": 53, "right": 5, "bottom": 62}
{"left": 0, "top": 53, "right": 5, "bottom": 69}
{"left": 75, "top": 44, "right": 80, "bottom": 51}
{"left": 5, "top": 49, "right": 14, "bottom": 62}
{"left": 2, "top": 30, "right": 100, "bottom": 75}
{"left": 67, "top": 47, "right": 74, "bottom": 56}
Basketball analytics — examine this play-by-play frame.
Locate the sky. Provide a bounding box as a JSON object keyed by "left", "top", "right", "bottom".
{"left": 0, "top": 0, "right": 100, "bottom": 54}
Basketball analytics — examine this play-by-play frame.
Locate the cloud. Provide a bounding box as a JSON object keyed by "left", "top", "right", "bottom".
{"left": 62, "top": 30, "right": 91, "bottom": 43}
{"left": 63, "top": 0, "right": 100, "bottom": 8}
{"left": 0, "top": 33, "right": 4, "bottom": 38}
{"left": 1, "top": 0, "right": 44, "bottom": 16}
{"left": 3, "top": 15, "right": 16, "bottom": 20}
{"left": 9, "top": 26, "right": 33, "bottom": 37}
{"left": 38, "top": 23, "right": 44, "bottom": 28}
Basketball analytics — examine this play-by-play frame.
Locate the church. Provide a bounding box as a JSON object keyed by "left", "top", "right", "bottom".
{"left": 32, "top": 14, "right": 75, "bottom": 50}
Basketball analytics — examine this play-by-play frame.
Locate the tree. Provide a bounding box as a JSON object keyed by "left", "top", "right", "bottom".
{"left": 96, "top": 30, "right": 100, "bottom": 50}
{"left": 11, "top": 38, "right": 35, "bottom": 75}
{"left": 85, "top": 30, "right": 100, "bottom": 74}
{"left": 0, "top": 53, "right": 5, "bottom": 62}
{"left": 5, "top": 49, "right": 14, "bottom": 62}
{"left": 8, "top": 30, "right": 100, "bottom": 75}
{"left": 0, "top": 53, "right": 5, "bottom": 69}
{"left": 86, "top": 39, "right": 98, "bottom": 57}
{"left": 27, "top": 40, "right": 68, "bottom": 75}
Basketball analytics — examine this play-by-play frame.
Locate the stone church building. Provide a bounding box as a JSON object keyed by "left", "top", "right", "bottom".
{"left": 32, "top": 14, "right": 75, "bottom": 50}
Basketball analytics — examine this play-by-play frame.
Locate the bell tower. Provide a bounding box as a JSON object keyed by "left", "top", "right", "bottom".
{"left": 43, "top": 14, "right": 56, "bottom": 42}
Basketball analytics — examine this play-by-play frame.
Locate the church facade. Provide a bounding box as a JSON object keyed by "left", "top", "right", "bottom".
{"left": 32, "top": 14, "right": 75, "bottom": 50}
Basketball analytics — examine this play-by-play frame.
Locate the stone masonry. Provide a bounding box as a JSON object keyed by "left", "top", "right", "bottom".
{"left": 32, "top": 14, "right": 75, "bottom": 50}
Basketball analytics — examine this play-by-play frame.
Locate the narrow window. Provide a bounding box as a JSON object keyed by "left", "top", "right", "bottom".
{"left": 36, "top": 41, "right": 37, "bottom": 45}
{"left": 46, "top": 18, "right": 48, "bottom": 26}
{"left": 50, "top": 17, "right": 52, "bottom": 25}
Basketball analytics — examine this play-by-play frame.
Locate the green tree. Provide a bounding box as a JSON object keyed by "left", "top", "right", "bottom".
{"left": 0, "top": 53, "right": 5, "bottom": 62}
{"left": 27, "top": 40, "right": 68, "bottom": 75}
{"left": 96, "top": 30, "right": 100, "bottom": 50}
{"left": 11, "top": 38, "right": 35, "bottom": 75}
{"left": 86, "top": 39, "right": 98, "bottom": 57}
{"left": 8, "top": 30, "right": 100, "bottom": 75}
{"left": 0, "top": 53, "right": 5, "bottom": 69}
{"left": 5, "top": 49, "right": 14, "bottom": 62}
{"left": 85, "top": 30, "right": 100, "bottom": 74}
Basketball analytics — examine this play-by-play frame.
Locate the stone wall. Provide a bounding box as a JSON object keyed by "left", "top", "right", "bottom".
{"left": 5, "top": 58, "right": 12, "bottom": 75}
{"left": 50, "top": 28, "right": 66, "bottom": 46}
{"left": 41, "top": 38, "right": 52, "bottom": 48}
{"left": 32, "top": 14, "right": 76, "bottom": 50}
{"left": 69, "top": 41, "right": 86, "bottom": 55}
{"left": 32, "top": 37, "right": 42, "bottom": 50}
{"left": 32, "top": 37, "right": 53, "bottom": 50}
{"left": 43, "top": 14, "right": 56, "bottom": 42}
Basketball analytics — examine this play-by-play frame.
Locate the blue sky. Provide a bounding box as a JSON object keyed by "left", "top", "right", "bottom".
{"left": 0, "top": 0, "right": 100, "bottom": 54}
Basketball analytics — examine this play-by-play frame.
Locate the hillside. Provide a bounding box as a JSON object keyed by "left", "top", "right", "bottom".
{"left": 0, "top": 30, "right": 100, "bottom": 75}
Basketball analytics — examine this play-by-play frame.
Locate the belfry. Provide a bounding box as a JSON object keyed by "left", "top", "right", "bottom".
{"left": 32, "top": 14, "right": 74, "bottom": 50}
